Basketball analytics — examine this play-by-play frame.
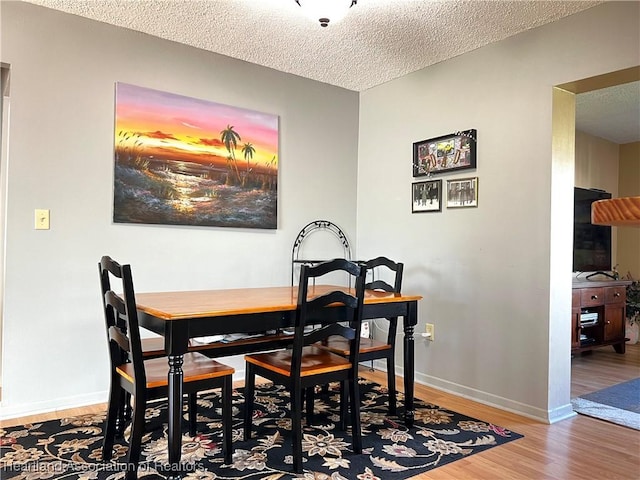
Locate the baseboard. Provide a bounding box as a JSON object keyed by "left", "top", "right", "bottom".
{"left": 374, "top": 360, "right": 558, "bottom": 423}
{"left": 0, "top": 390, "right": 108, "bottom": 422}
{"left": 548, "top": 403, "right": 577, "bottom": 423}
{"left": 0, "top": 370, "right": 248, "bottom": 423}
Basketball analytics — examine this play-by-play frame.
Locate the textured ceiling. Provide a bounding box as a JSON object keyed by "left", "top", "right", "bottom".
{"left": 25, "top": 0, "right": 603, "bottom": 91}
{"left": 21, "top": 0, "right": 639, "bottom": 143}
{"left": 576, "top": 81, "right": 640, "bottom": 145}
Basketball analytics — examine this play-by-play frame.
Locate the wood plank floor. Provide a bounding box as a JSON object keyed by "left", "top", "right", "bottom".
{"left": 570, "top": 341, "right": 640, "bottom": 397}
{"left": 362, "top": 342, "right": 640, "bottom": 480}
{"left": 2, "top": 343, "right": 639, "bottom": 479}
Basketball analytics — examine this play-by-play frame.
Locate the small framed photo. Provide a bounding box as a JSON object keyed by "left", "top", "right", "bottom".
{"left": 412, "top": 179, "right": 442, "bottom": 213}
{"left": 446, "top": 177, "right": 478, "bottom": 208}
{"left": 413, "top": 129, "right": 477, "bottom": 177}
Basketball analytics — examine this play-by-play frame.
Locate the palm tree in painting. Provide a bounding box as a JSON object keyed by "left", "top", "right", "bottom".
{"left": 220, "top": 125, "right": 241, "bottom": 182}
{"left": 242, "top": 142, "right": 256, "bottom": 185}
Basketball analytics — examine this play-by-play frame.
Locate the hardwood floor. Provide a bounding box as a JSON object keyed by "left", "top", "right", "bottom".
{"left": 2, "top": 344, "right": 639, "bottom": 479}
{"left": 361, "top": 342, "right": 640, "bottom": 480}
{"left": 570, "top": 341, "right": 640, "bottom": 397}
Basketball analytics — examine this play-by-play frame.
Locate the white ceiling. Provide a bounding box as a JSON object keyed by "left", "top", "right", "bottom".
{"left": 576, "top": 81, "right": 640, "bottom": 145}
{"left": 22, "top": 0, "right": 640, "bottom": 144}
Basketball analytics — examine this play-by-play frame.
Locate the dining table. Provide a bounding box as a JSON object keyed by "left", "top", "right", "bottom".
{"left": 135, "top": 284, "right": 422, "bottom": 471}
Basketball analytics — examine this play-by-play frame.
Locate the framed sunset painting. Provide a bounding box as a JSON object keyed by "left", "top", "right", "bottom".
{"left": 113, "top": 83, "right": 278, "bottom": 229}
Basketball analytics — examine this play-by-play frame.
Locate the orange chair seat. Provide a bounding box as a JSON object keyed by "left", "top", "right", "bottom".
{"left": 117, "top": 352, "right": 235, "bottom": 389}
{"left": 245, "top": 345, "right": 351, "bottom": 378}
{"left": 318, "top": 335, "right": 392, "bottom": 356}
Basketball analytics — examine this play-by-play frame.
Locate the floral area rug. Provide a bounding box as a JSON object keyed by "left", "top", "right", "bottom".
{"left": 1, "top": 379, "right": 523, "bottom": 479}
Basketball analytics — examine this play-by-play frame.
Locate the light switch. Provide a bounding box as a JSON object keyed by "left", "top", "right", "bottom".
{"left": 35, "top": 209, "right": 50, "bottom": 230}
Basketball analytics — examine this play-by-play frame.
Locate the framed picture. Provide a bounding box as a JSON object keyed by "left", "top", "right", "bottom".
{"left": 113, "top": 82, "right": 278, "bottom": 229}
{"left": 413, "top": 129, "right": 477, "bottom": 177}
{"left": 412, "top": 179, "right": 442, "bottom": 212}
{"left": 446, "top": 177, "right": 478, "bottom": 208}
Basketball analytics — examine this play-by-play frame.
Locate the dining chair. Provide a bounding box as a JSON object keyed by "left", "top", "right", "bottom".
{"left": 317, "top": 256, "right": 403, "bottom": 415}
{"left": 99, "top": 256, "right": 234, "bottom": 478}
{"left": 99, "top": 258, "right": 167, "bottom": 359}
{"left": 243, "top": 258, "right": 367, "bottom": 473}
{"left": 99, "top": 257, "right": 167, "bottom": 438}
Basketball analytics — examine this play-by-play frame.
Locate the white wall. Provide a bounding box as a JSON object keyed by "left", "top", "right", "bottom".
{"left": 618, "top": 142, "right": 640, "bottom": 278}
{"left": 0, "top": 2, "right": 359, "bottom": 417}
{"left": 575, "top": 130, "right": 620, "bottom": 195}
{"left": 574, "top": 129, "right": 621, "bottom": 270}
{"left": 357, "top": 1, "right": 639, "bottom": 422}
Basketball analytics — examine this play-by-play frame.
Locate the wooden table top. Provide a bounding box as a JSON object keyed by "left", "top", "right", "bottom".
{"left": 136, "top": 284, "right": 423, "bottom": 320}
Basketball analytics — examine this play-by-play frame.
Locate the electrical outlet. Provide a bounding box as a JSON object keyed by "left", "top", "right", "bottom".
{"left": 425, "top": 323, "right": 435, "bottom": 341}
{"left": 361, "top": 321, "right": 370, "bottom": 338}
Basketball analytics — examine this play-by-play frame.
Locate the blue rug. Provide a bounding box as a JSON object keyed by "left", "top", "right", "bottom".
{"left": 572, "top": 378, "right": 640, "bottom": 430}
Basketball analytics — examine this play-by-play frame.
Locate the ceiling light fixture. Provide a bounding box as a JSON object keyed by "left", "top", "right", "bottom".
{"left": 295, "top": 0, "right": 357, "bottom": 28}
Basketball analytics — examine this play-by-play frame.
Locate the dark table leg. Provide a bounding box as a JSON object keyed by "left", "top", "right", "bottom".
{"left": 165, "top": 324, "right": 189, "bottom": 478}
{"left": 167, "top": 354, "right": 184, "bottom": 467}
{"left": 403, "top": 301, "right": 417, "bottom": 427}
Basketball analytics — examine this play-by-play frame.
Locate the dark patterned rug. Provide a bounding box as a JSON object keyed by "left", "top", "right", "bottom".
{"left": 1, "top": 379, "right": 523, "bottom": 479}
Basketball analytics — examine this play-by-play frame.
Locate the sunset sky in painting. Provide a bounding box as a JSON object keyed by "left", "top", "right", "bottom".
{"left": 115, "top": 83, "right": 278, "bottom": 167}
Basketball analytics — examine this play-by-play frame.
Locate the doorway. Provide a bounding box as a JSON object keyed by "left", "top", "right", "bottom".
{"left": 554, "top": 66, "right": 640, "bottom": 405}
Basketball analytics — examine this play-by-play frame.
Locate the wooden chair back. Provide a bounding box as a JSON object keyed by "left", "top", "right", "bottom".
{"left": 364, "top": 256, "right": 403, "bottom": 344}
{"left": 364, "top": 255, "right": 403, "bottom": 294}
{"left": 99, "top": 255, "right": 146, "bottom": 388}
{"left": 292, "top": 258, "right": 367, "bottom": 379}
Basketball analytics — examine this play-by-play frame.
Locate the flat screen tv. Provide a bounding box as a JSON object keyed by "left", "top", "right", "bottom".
{"left": 573, "top": 187, "right": 612, "bottom": 273}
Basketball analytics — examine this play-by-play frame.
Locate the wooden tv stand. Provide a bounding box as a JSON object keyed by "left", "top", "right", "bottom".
{"left": 572, "top": 279, "right": 631, "bottom": 354}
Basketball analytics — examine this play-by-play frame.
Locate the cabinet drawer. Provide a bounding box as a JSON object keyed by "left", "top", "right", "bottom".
{"left": 605, "top": 286, "right": 626, "bottom": 304}
{"left": 581, "top": 288, "right": 604, "bottom": 307}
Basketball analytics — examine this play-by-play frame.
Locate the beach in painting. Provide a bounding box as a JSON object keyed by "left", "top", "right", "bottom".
{"left": 113, "top": 83, "right": 278, "bottom": 229}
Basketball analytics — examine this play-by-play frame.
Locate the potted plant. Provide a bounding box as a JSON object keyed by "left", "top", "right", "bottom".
{"left": 626, "top": 280, "right": 640, "bottom": 344}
